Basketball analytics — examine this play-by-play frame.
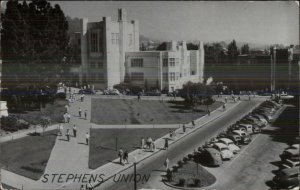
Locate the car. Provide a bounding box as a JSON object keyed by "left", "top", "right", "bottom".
{"left": 145, "top": 90, "right": 161, "bottom": 96}
{"left": 282, "top": 159, "right": 300, "bottom": 169}
{"left": 252, "top": 111, "right": 273, "bottom": 122}
{"left": 218, "top": 138, "right": 240, "bottom": 154}
{"left": 232, "top": 130, "right": 251, "bottom": 144}
{"left": 273, "top": 166, "right": 299, "bottom": 189}
{"left": 198, "top": 148, "right": 223, "bottom": 166}
{"left": 108, "top": 89, "right": 121, "bottom": 95}
{"left": 79, "top": 89, "right": 95, "bottom": 94}
{"left": 237, "top": 123, "right": 253, "bottom": 134}
{"left": 251, "top": 114, "right": 269, "bottom": 125}
{"left": 285, "top": 144, "right": 300, "bottom": 150}
{"left": 226, "top": 134, "right": 243, "bottom": 145}
{"left": 280, "top": 149, "right": 300, "bottom": 161}
{"left": 212, "top": 142, "right": 234, "bottom": 160}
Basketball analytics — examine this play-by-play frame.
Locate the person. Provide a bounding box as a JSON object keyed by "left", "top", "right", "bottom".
{"left": 137, "top": 94, "right": 141, "bottom": 101}
{"left": 81, "top": 94, "right": 84, "bottom": 102}
{"left": 225, "top": 97, "right": 227, "bottom": 103}
{"left": 123, "top": 150, "right": 129, "bottom": 164}
{"left": 58, "top": 124, "right": 62, "bottom": 136}
{"left": 118, "top": 148, "right": 124, "bottom": 165}
{"left": 64, "top": 113, "right": 68, "bottom": 123}
{"left": 73, "top": 125, "right": 77, "bottom": 137}
{"left": 67, "top": 113, "right": 71, "bottom": 123}
{"left": 84, "top": 110, "right": 87, "bottom": 120}
{"left": 164, "top": 138, "right": 169, "bottom": 150}
{"left": 248, "top": 95, "right": 251, "bottom": 101}
{"left": 220, "top": 92, "right": 223, "bottom": 97}
{"left": 66, "top": 129, "right": 70, "bottom": 141}
{"left": 223, "top": 104, "right": 226, "bottom": 111}
{"left": 169, "top": 130, "right": 173, "bottom": 139}
{"left": 152, "top": 139, "right": 156, "bottom": 151}
{"left": 79, "top": 108, "right": 82, "bottom": 117}
{"left": 182, "top": 124, "right": 186, "bottom": 133}
{"left": 59, "top": 124, "right": 64, "bottom": 136}
{"left": 172, "top": 130, "right": 176, "bottom": 139}
{"left": 164, "top": 157, "right": 169, "bottom": 170}
{"left": 238, "top": 96, "right": 241, "bottom": 101}
{"left": 208, "top": 108, "right": 211, "bottom": 116}
{"left": 192, "top": 120, "right": 195, "bottom": 128}
{"left": 86, "top": 132, "right": 90, "bottom": 145}
{"left": 141, "top": 137, "right": 145, "bottom": 149}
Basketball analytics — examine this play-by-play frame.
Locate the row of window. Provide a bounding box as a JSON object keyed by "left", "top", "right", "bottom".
{"left": 111, "top": 33, "right": 119, "bottom": 45}
{"left": 131, "top": 58, "right": 143, "bottom": 67}
{"left": 163, "top": 72, "right": 179, "bottom": 81}
{"left": 163, "top": 58, "right": 180, "bottom": 67}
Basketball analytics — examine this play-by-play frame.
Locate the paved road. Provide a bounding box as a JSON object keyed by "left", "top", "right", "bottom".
{"left": 97, "top": 100, "right": 262, "bottom": 190}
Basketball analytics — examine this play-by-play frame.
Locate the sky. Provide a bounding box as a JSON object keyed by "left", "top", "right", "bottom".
{"left": 46, "top": 1, "right": 299, "bottom": 45}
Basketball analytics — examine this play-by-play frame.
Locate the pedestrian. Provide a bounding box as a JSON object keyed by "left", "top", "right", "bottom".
{"left": 64, "top": 113, "right": 68, "bottom": 123}
{"left": 84, "top": 110, "right": 87, "bottom": 120}
{"left": 141, "top": 137, "right": 145, "bottom": 149}
{"left": 73, "top": 125, "right": 77, "bottom": 137}
{"left": 164, "top": 138, "right": 169, "bottom": 150}
{"left": 248, "top": 95, "right": 251, "bottom": 101}
{"left": 172, "top": 130, "right": 176, "bottom": 139}
{"left": 238, "top": 96, "right": 241, "bottom": 101}
{"left": 164, "top": 157, "right": 169, "bottom": 170}
{"left": 137, "top": 94, "right": 141, "bottom": 101}
{"left": 169, "top": 130, "right": 173, "bottom": 139}
{"left": 86, "top": 132, "right": 90, "bottom": 145}
{"left": 192, "top": 120, "right": 195, "bottom": 128}
{"left": 59, "top": 124, "right": 63, "bottom": 136}
{"left": 66, "top": 129, "right": 70, "bottom": 141}
{"left": 225, "top": 97, "right": 227, "bottom": 103}
{"left": 58, "top": 124, "right": 62, "bottom": 136}
{"left": 67, "top": 113, "right": 71, "bottom": 123}
{"left": 123, "top": 150, "right": 129, "bottom": 164}
{"left": 182, "top": 124, "right": 186, "bottom": 133}
{"left": 79, "top": 108, "right": 82, "bottom": 117}
{"left": 220, "top": 92, "right": 223, "bottom": 97}
{"left": 223, "top": 104, "right": 226, "bottom": 111}
{"left": 118, "top": 148, "right": 124, "bottom": 165}
{"left": 208, "top": 109, "right": 211, "bottom": 116}
{"left": 152, "top": 139, "right": 156, "bottom": 151}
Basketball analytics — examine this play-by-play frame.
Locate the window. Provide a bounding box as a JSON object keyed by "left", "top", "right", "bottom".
{"left": 169, "top": 72, "right": 176, "bottom": 81}
{"left": 131, "top": 59, "right": 143, "bottom": 67}
{"left": 131, "top": 72, "right": 144, "bottom": 81}
{"left": 111, "top": 33, "right": 119, "bottom": 45}
{"left": 163, "top": 58, "right": 168, "bottom": 67}
{"left": 91, "top": 32, "right": 98, "bottom": 52}
{"left": 163, "top": 73, "right": 168, "bottom": 81}
{"left": 191, "top": 71, "right": 196, "bottom": 75}
{"left": 116, "top": 33, "right": 119, "bottom": 45}
{"left": 128, "top": 34, "right": 133, "bottom": 46}
{"left": 169, "top": 58, "right": 175, "bottom": 67}
{"left": 111, "top": 33, "right": 115, "bottom": 44}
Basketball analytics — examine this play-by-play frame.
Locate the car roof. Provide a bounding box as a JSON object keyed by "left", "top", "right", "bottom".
{"left": 233, "top": 130, "right": 245, "bottom": 134}
{"left": 214, "top": 142, "right": 228, "bottom": 148}
{"left": 219, "top": 138, "right": 233, "bottom": 143}
{"left": 285, "top": 148, "right": 300, "bottom": 155}
{"left": 205, "top": 148, "right": 220, "bottom": 154}
{"left": 281, "top": 166, "right": 300, "bottom": 175}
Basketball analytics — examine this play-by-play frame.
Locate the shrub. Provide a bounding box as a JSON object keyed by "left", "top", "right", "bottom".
{"left": 183, "top": 157, "right": 188, "bottom": 163}
{"left": 172, "top": 165, "right": 178, "bottom": 172}
{"left": 188, "top": 154, "right": 194, "bottom": 159}
{"left": 178, "top": 178, "right": 185, "bottom": 187}
{"left": 193, "top": 178, "right": 201, "bottom": 187}
{"left": 177, "top": 160, "right": 184, "bottom": 167}
{"left": 166, "top": 169, "right": 172, "bottom": 182}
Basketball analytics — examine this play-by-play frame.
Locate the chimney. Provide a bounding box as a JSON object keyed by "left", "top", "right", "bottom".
{"left": 118, "top": 8, "right": 127, "bottom": 21}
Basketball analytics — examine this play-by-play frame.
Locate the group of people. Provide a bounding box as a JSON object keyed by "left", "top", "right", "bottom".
{"left": 57, "top": 124, "right": 90, "bottom": 145}
{"left": 118, "top": 148, "right": 129, "bottom": 165}
{"left": 63, "top": 112, "right": 71, "bottom": 123}
{"left": 78, "top": 108, "right": 88, "bottom": 119}
{"left": 141, "top": 137, "right": 156, "bottom": 152}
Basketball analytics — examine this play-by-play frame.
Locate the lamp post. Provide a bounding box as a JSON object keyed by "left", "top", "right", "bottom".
{"left": 133, "top": 156, "right": 137, "bottom": 190}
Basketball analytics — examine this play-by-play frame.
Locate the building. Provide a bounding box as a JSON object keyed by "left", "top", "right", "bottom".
{"left": 125, "top": 41, "right": 205, "bottom": 92}
{"left": 79, "top": 9, "right": 205, "bottom": 91}
{"left": 79, "top": 8, "right": 139, "bottom": 89}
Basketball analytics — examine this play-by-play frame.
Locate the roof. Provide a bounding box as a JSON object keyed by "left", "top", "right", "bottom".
{"left": 205, "top": 148, "right": 220, "bottom": 154}
{"left": 214, "top": 142, "right": 228, "bottom": 149}
{"left": 219, "top": 138, "right": 233, "bottom": 144}
{"left": 281, "top": 166, "right": 300, "bottom": 175}
{"left": 284, "top": 148, "right": 299, "bottom": 155}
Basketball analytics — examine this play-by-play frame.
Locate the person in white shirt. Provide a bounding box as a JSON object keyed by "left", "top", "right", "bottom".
{"left": 86, "top": 132, "right": 90, "bottom": 145}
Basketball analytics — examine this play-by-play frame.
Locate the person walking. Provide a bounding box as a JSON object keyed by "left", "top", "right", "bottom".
{"left": 67, "top": 113, "right": 71, "bottom": 123}
{"left": 192, "top": 120, "right": 195, "bottom": 128}
{"left": 137, "top": 94, "right": 141, "bottom": 101}
{"left": 164, "top": 138, "right": 169, "bottom": 150}
{"left": 118, "top": 148, "right": 124, "bottom": 165}
{"left": 182, "top": 124, "right": 186, "bottom": 133}
{"left": 123, "top": 150, "right": 129, "bottom": 164}
{"left": 169, "top": 130, "right": 173, "bottom": 139}
{"left": 164, "top": 157, "right": 169, "bottom": 170}
{"left": 79, "top": 108, "right": 82, "bottom": 117}
{"left": 66, "top": 129, "right": 70, "bottom": 141}
{"left": 73, "top": 125, "right": 77, "bottom": 137}
{"left": 58, "top": 124, "right": 62, "bottom": 136}
{"left": 86, "top": 132, "right": 90, "bottom": 145}
{"left": 208, "top": 108, "right": 211, "bottom": 116}
{"left": 64, "top": 113, "right": 68, "bottom": 123}
{"left": 84, "top": 110, "right": 87, "bottom": 120}
{"left": 225, "top": 97, "right": 227, "bottom": 103}
{"left": 238, "top": 96, "right": 241, "bottom": 101}
{"left": 223, "top": 104, "right": 226, "bottom": 111}
{"left": 141, "top": 137, "right": 145, "bottom": 149}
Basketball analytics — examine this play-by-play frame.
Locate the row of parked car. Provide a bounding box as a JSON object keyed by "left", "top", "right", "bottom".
{"left": 195, "top": 100, "right": 281, "bottom": 166}
{"left": 272, "top": 144, "right": 299, "bottom": 189}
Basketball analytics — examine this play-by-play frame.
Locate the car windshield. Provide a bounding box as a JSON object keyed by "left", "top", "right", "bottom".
{"left": 221, "top": 147, "right": 229, "bottom": 151}
{"left": 228, "top": 142, "right": 234, "bottom": 145}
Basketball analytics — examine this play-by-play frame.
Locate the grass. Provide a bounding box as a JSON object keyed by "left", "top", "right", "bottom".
{"left": 0, "top": 130, "right": 57, "bottom": 180}
{"left": 91, "top": 99, "right": 223, "bottom": 125}
{"left": 89, "top": 128, "right": 172, "bottom": 169}
{"left": 166, "top": 161, "right": 216, "bottom": 188}
{"left": 10, "top": 99, "right": 67, "bottom": 125}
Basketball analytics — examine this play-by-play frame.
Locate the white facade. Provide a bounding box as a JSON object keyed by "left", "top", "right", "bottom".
{"left": 80, "top": 9, "right": 139, "bottom": 89}
{"left": 125, "top": 41, "right": 205, "bottom": 92}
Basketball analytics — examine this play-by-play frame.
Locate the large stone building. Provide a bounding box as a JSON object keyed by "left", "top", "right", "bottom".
{"left": 125, "top": 41, "right": 204, "bottom": 92}
{"left": 79, "top": 9, "right": 139, "bottom": 89}
{"left": 79, "top": 9, "right": 204, "bottom": 91}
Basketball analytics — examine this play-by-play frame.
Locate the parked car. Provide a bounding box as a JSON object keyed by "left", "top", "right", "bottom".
{"left": 273, "top": 166, "right": 299, "bottom": 189}
{"left": 145, "top": 90, "right": 161, "bottom": 96}
{"left": 237, "top": 124, "right": 253, "bottom": 134}
{"left": 232, "top": 130, "right": 251, "bottom": 144}
{"left": 198, "top": 148, "right": 223, "bottom": 166}
{"left": 79, "top": 88, "right": 95, "bottom": 94}
{"left": 282, "top": 159, "right": 300, "bottom": 169}
{"left": 226, "top": 134, "right": 243, "bottom": 145}
{"left": 104, "top": 89, "right": 121, "bottom": 95}
{"left": 280, "top": 149, "right": 300, "bottom": 161}
{"left": 252, "top": 111, "right": 273, "bottom": 122}
{"left": 218, "top": 138, "right": 240, "bottom": 154}
{"left": 285, "top": 144, "right": 300, "bottom": 150}
{"left": 251, "top": 114, "right": 269, "bottom": 125}
{"left": 212, "top": 142, "right": 234, "bottom": 160}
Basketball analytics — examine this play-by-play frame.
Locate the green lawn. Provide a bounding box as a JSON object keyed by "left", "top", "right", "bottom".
{"left": 91, "top": 99, "right": 223, "bottom": 125}
{"left": 89, "top": 128, "right": 172, "bottom": 169}
{"left": 0, "top": 130, "right": 57, "bottom": 180}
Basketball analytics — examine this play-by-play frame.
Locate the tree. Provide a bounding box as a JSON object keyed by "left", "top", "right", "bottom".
{"left": 187, "top": 43, "right": 198, "bottom": 50}
{"left": 241, "top": 44, "right": 250, "bottom": 55}
{"left": 40, "top": 116, "right": 51, "bottom": 136}
{"left": 156, "top": 42, "right": 167, "bottom": 51}
{"left": 1, "top": 0, "right": 69, "bottom": 88}
{"left": 227, "top": 40, "right": 239, "bottom": 61}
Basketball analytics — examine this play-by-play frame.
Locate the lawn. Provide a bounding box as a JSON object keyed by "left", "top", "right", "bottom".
{"left": 91, "top": 99, "right": 223, "bottom": 125}
{"left": 89, "top": 128, "right": 172, "bottom": 169}
{"left": 0, "top": 130, "right": 57, "bottom": 180}
{"left": 166, "top": 161, "right": 216, "bottom": 188}
{"left": 10, "top": 99, "right": 67, "bottom": 125}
